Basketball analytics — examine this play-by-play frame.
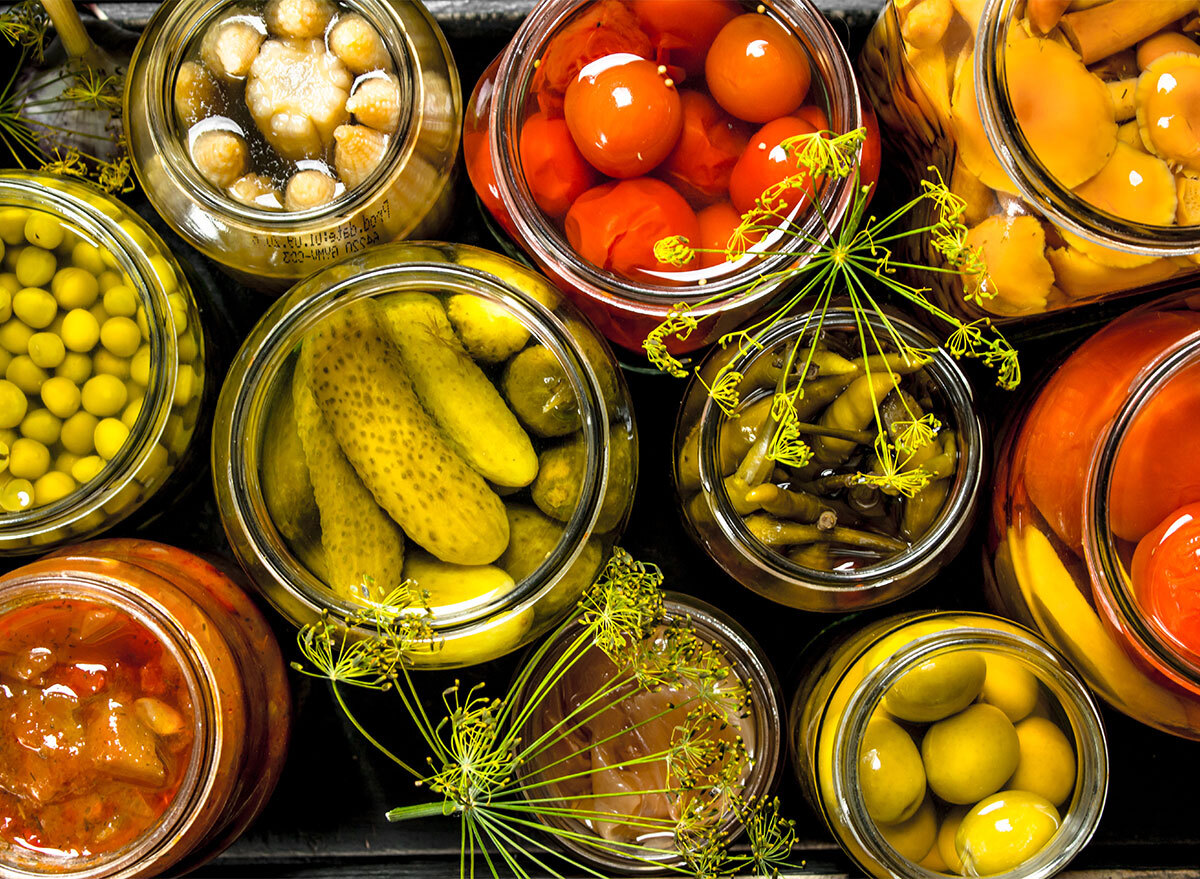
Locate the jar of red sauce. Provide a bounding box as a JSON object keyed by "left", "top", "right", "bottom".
{"left": 0, "top": 539, "right": 290, "bottom": 876}
{"left": 465, "top": 0, "right": 874, "bottom": 353}
{"left": 989, "top": 293, "right": 1200, "bottom": 739}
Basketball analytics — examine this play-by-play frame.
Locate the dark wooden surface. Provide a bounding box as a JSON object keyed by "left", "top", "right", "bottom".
{"left": 24, "top": 2, "right": 1200, "bottom": 876}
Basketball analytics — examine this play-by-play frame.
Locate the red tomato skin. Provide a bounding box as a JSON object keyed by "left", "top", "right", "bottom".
{"left": 696, "top": 201, "right": 742, "bottom": 269}
{"left": 464, "top": 129, "right": 516, "bottom": 236}
{"left": 631, "top": 0, "right": 740, "bottom": 76}
{"left": 658, "top": 90, "right": 749, "bottom": 205}
{"left": 1132, "top": 502, "right": 1200, "bottom": 656}
{"left": 794, "top": 104, "right": 830, "bottom": 132}
{"left": 565, "top": 177, "right": 700, "bottom": 280}
{"left": 858, "top": 85, "right": 882, "bottom": 196}
{"left": 705, "top": 13, "right": 812, "bottom": 123}
{"left": 519, "top": 112, "right": 599, "bottom": 217}
{"left": 729, "top": 116, "right": 818, "bottom": 214}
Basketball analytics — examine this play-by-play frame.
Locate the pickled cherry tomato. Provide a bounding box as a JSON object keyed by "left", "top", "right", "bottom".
{"left": 565, "top": 55, "right": 683, "bottom": 178}
{"left": 659, "top": 90, "right": 749, "bottom": 204}
{"left": 795, "top": 104, "right": 830, "bottom": 132}
{"left": 706, "top": 13, "right": 811, "bottom": 123}
{"left": 859, "top": 93, "right": 882, "bottom": 194}
{"left": 696, "top": 201, "right": 742, "bottom": 269}
{"left": 464, "top": 130, "right": 513, "bottom": 233}
{"left": 729, "top": 116, "right": 819, "bottom": 214}
{"left": 1132, "top": 502, "right": 1200, "bottom": 655}
{"left": 631, "top": 0, "right": 740, "bottom": 75}
{"left": 565, "top": 177, "right": 699, "bottom": 279}
{"left": 520, "top": 112, "right": 600, "bottom": 217}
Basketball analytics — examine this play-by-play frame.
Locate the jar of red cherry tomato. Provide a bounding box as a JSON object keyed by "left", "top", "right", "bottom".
{"left": 465, "top": 0, "right": 876, "bottom": 353}
{"left": 989, "top": 292, "right": 1200, "bottom": 739}
{"left": 0, "top": 539, "right": 290, "bottom": 876}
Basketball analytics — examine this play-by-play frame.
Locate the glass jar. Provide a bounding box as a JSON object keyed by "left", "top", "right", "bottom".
{"left": 791, "top": 611, "right": 1108, "bottom": 879}
{"left": 0, "top": 173, "right": 208, "bottom": 556}
{"left": 514, "top": 591, "right": 784, "bottom": 874}
{"left": 124, "top": 0, "right": 461, "bottom": 291}
{"left": 859, "top": 0, "right": 1200, "bottom": 323}
{"left": 0, "top": 538, "right": 290, "bottom": 878}
{"left": 989, "top": 293, "right": 1200, "bottom": 738}
{"left": 674, "top": 308, "right": 984, "bottom": 612}
{"left": 213, "top": 241, "right": 638, "bottom": 668}
{"left": 464, "top": 0, "right": 868, "bottom": 353}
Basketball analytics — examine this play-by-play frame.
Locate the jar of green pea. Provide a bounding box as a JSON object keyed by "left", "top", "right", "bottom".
{"left": 0, "top": 171, "right": 207, "bottom": 553}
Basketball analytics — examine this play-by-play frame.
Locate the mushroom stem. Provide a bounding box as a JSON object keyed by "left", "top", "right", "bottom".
{"left": 1026, "top": 0, "right": 1071, "bottom": 34}
{"left": 1061, "top": 0, "right": 1196, "bottom": 64}
{"left": 40, "top": 0, "right": 99, "bottom": 63}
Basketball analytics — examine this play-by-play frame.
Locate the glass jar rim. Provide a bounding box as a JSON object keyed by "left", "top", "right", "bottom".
{"left": 488, "top": 0, "right": 864, "bottom": 311}
{"left": 829, "top": 618, "right": 1109, "bottom": 879}
{"left": 0, "top": 173, "right": 180, "bottom": 545}
{"left": 212, "top": 242, "right": 612, "bottom": 638}
{"left": 976, "top": 0, "right": 1200, "bottom": 258}
{"left": 510, "top": 590, "right": 785, "bottom": 874}
{"left": 691, "top": 307, "right": 984, "bottom": 597}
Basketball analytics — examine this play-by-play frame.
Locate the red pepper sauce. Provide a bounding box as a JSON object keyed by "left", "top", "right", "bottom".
{"left": 0, "top": 600, "right": 195, "bottom": 865}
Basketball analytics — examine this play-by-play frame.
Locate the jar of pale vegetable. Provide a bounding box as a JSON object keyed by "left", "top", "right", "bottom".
{"left": 859, "top": 0, "right": 1200, "bottom": 321}
{"left": 213, "top": 242, "right": 637, "bottom": 668}
{"left": 124, "top": 0, "right": 461, "bottom": 290}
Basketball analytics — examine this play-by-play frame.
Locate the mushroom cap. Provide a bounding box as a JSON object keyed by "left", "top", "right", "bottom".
{"left": 950, "top": 51, "right": 1018, "bottom": 194}
{"left": 1074, "top": 140, "right": 1178, "bottom": 225}
{"left": 1047, "top": 245, "right": 1183, "bottom": 299}
{"left": 1177, "top": 171, "right": 1200, "bottom": 225}
{"left": 1135, "top": 52, "right": 1200, "bottom": 171}
{"left": 964, "top": 214, "right": 1056, "bottom": 313}
{"left": 1137, "top": 31, "right": 1200, "bottom": 71}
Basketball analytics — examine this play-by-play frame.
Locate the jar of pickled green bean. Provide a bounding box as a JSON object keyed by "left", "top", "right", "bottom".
{"left": 0, "top": 172, "right": 207, "bottom": 554}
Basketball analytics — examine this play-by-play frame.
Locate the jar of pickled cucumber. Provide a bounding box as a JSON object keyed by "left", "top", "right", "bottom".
{"left": 674, "top": 308, "right": 984, "bottom": 612}
{"left": 989, "top": 293, "right": 1200, "bottom": 738}
{"left": 464, "top": 0, "right": 873, "bottom": 353}
{"left": 213, "top": 242, "right": 638, "bottom": 668}
{"left": 0, "top": 173, "right": 207, "bottom": 555}
{"left": 791, "top": 612, "right": 1108, "bottom": 879}
{"left": 124, "top": 0, "right": 461, "bottom": 290}
{"left": 859, "top": 0, "right": 1200, "bottom": 321}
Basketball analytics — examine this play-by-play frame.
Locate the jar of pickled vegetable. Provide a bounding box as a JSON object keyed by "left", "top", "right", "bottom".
{"left": 0, "top": 538, "right": 290, "bottom": 877}
{"left": 859, "top": 0, "right": 1200, "bottom": 321}
{"left": 124, "top": 0, "right": 461, "bottom": 290}
{"left": 464, "top": 0, "right": 874, "bottom": 352}
{"left": 791, "top": 611, "right": 1107, "bottom": 879}
{"left": 515, "top": 591, "right": 784, "bottom": 873}
{"left": 675, "top": 308, "right": 983, "bottom": 612}
{"left": 213, "top": 242, "right": 638, "bottom": 668}
{"left": 0, "top": 173, "right": 208, "bottom": 556}
{"left": 988, "top": 294, "right": 1200, "bottom": 738}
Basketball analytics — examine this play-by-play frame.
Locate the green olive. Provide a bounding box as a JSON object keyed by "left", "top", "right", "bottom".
{"left": 883, "top": 650, "right": 987, "bottom": 723}
{"left": 956, "top": 790, "right": 1060, "bottom": 876}
{"left": 937, "top": 806, "right": 968, "bottom": 874}
{"left": 0, "top": 208, "right": 29, "bottom": 246}
{"left": 859, "top": 716, "right": 927, "bottom": 826}
{"left": 922, "top": 703, "right": 1019, "bottom": 805}
{"left": 878, "top": 793, "right": 937, "bottom": 862}
{"left": 1009, "top": 716, "right": 1076, "bottom": 807}
{"left": 980, "top": 654, "right": 1040, "bottom": 723}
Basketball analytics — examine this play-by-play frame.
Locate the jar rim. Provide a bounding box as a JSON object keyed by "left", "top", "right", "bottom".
{"left": 488, "top": 0, "right": 864, "bottom": 312}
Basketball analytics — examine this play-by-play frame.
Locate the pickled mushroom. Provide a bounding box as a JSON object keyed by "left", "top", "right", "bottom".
{"left": 190, "top": 128, "right": 250, "bottom": 188}
{"left": 1137, "top": 31, "right": 1200, "bottom": 70}
{"left": 333, "top": 123, "right": 387, "bottom": 188}
{"left": 284, "top": 169, "right": 338, "bottom": 210}
{"left": 264, "top": 0, "right": 334, "bottom": 39}
{"left": 328, "top": 12, "right": 392, "bottom": 74}
{"left": 1073, "top": 141, "right": 1178, "bottom": 225}
{"left": 1046, "top": 245, "right": 1183, "bottom": 298}
{"left": 200, "top": 11, "right": 266, "bottom": 82}
{"left": 1025, "top": 0, "right": 1070, "bottom": 35}
{"left": 346, "top": 74, "right": 401, "bottom": 134}
{"left": 950, "top": 54, "right": 1016, "bottom": 193}
{"left": 1116, "top": 119, "right": 1148, "bottom": 152}
{"left": 901, "top": 0, "right": 953, "bottom": 51}
{"left": 245, "top": 38, "right": 352, "bottom": 160}
{"left": 950, "top": 159, "right": 997, "bottom": 226}
{"left": 1177, "top": 171, "right": 1200, "bottom": 225}
{"left": 174, "top": 61, "right": 224, "bottom": 126}
{"left": 964, "top": 215, "right": 1055, "bottom": 313}
{"left": 1135, "top": 53, "right": 1200, "bottom": 172}
{"left": 1060, "top": 228, "right": 1159, "bottom": 269}
{"left": 1061, "top": 0, "right": 1197, "bottom": 65}
{"left": 229, "top": 172, "right": 282, "bottom": 209}
{"left": 1107, "top": 78, "right": 1137, "bottom": 122}
{"left": 1006, "top": 38, "right": 1117, "bottom": 188}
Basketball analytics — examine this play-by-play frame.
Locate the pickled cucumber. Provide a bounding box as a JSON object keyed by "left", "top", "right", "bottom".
{"left": 531, "top": 425, "right": 634, "bottom": 533}
{"left": 499, "top": 504, "right": 603, "bottom": 619}
{"left": 293, "top": 354, "right": 404, "bottom": 602}
{"left": 446, "top": 294, "right": 531, "bottom": 363}
{"left": 403, "top": 550, "right": 516, "bottom": 612}
{"left": 304, "top": 303, "right": 509, "bottom": 565}
{"left": 503, "top": 345, "right": 581, "bottom": 438}
{"left": 260, "top": 371, "right": 319, "bottom": 545}
{"left": 380, "top": 292, "right": 538, "bottom": 488}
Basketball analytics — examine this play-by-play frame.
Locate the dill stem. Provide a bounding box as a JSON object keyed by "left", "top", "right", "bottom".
{"left": 39, "top": 0, "right": 97, "bottom": 61}
{"left": 331, "top": 682, "right": 422, "bottom": 779}
{"left": 385, "top": 801, "right": 456, "bottom": 822}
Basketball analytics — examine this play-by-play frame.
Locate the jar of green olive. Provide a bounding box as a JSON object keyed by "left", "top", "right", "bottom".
{"left": 674, "top": 308, "right": 983, "bottom": 612}
{"left": 0, "top": 173, "right": 207, "bottom": 555}
{"left": 213, "top": 242, "right": 637, "bottom": 668}
{"left": 791, "top": 611, "right": 1108, "bottom": 879}
{"left": 125, "top": 0, "right": 461, "bottom": 290}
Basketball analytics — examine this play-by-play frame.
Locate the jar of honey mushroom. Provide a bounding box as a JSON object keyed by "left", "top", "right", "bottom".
{"left": 0, "top": 539, "right": 290, "bottom": 878}
{"left": 124, "top": 0, "right": 461, "bottom": 290}
{"left": 859, "top": 0, "right": 1200, "bottom": 321}
{"left": 791, "top": 612, "right": 1107, "bottom": 879}
{"left": 989, "top": 293, "right": 1200, "bottom": 739}
{"left": 213, "top": 243, "right": 637, "bottom": 668}
{"left": 465, "top": 0, "right": 873, "bottom": 353}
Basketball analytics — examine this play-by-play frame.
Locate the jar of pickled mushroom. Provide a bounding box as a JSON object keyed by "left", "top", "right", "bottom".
{"left": 988, "top": 293, "right": 1200, "bottom": 738}
{"left": 124, "top": 0, "right": 461, "bottom": 290}
{"left": 515, "top": 591, "right": 784, "bottom": 873}
{"left": 0, "top": 538, "right": 290, "bottom": 877}
{"left": 0, "top": 173, "right": 208, "bottom": 556}
{"left": 674, "top": 308, "right": 984, "bottom": 612}
{"left": 859, "top": 0, "right": 1200, "bottom": 321}
{"left": 791, "top": 611, "right": 1107, "bottom": 879}
{"left": 213, "top": 242, "right": 638, "bottom": 668}
{"left": 464, "top": 0, "right": 875, "bottom": 352}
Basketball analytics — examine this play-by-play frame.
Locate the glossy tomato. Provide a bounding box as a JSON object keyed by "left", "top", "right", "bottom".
{"left": 794, "top": 103, "right": 830, "bottom": 132}
{"left": 565, "top": 177, "right": 699, "bottom": 280}
{"left": 631, "top": 0, "right": 740, "bottom": 76}
{"left": 705, "top": 13, "right": 811, "bottom": 123}
{"left": 565, "top": 55, "right": 683, "bottom": 178}
{"left": 729, "top": 116, "right": 819, "bottom": 214}
{"left": 464, "top": 128, "right": 514, "bottom": 234}
{"left": 696, "top": 201, "right": 742, "bottom": 269}
{"left": 659, "top": 90, "right": 749, "bottom": 204}
{"left": 858, "top": 86, "right": 882, "bottom": 196}
{"left": 1132, "top": 502, "right": 1200, "bottom": 656}
{"left": 519, "top": 112, "right": 599, "bottom": 217}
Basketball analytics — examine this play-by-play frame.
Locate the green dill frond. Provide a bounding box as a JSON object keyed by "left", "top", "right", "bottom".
{"left": 893, "top": 413, "right": 942, "bottom": 455}
{"left": 766, "top": 392, "right": 814, "bottom": 469}
{"left": 740, "top": 796, "right": 798, "bottom": 878}
{"left": 856, "top": 435, "right": 933, "bottom": 499}
{"left": 0, "top": 1, "right": 51, "bottom": 61}
{"left": 783, "top": 126, "right": 866, "bottom": 180}
{"left": 654, "top": 234, "right": 697, "bottom": 268}
{"left": 577, "top": 548, "right": 666, "bottom": 655}
{"left": 642, "top": 303, "right": 696, "bottom": 378}
{"left": 61, "top": 65, "right": 123, "bottom": 114}
{"left": 696, "top": 369, "right": 742, "bottom": 417}
{"left": 39, "top": 146, "right": 88, "bottom": 178}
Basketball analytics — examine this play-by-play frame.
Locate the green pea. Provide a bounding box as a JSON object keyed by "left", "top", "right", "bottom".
{"left": 81, "top": 374, "right": 127, "bottom": 417}
{"left": 166, "top": 292, "right": 189, "bottom": 335}
{"left": 61, "top": 309, "right": 100, "bottom": 353}
{"left": 33, "top": 470, "right": 75, "bottom": 505}
{"left": 1, "top": 245, "right": 19, "bottom": 273}
{"left": 97, "top": 270, "right": 122, "bottom": 293}
{"left": 93, "top": 417, "right": 129, "bottom": 460}
{"left": 71, "top": 454, "right": 105, "bottom": 483}
{"left": 92, "top": 349, "right": 130, "bottom": 380}
{"left": 88, "top": 303, "right": 109, "bottom": 327}
{"left": 14, "top": 247, "right": 55, "bottom": 289}
{"left": 40, "top": 376, "right": 81, "bottom": 419}
{"left": 6, "top": 355, "right": 47, "bottom": 395}
{"left": 54, "top": 451, "right": 80, "bottom": 474}
{"left": 51, "top": 267, "right": 100, "bottom": 310}
{"left": 120, "top": 397, "right": 143, "bottom": 429}
{"left": 0, "top": 287, "right": 11, "bottom": 321}
{"left": 56, "top": 352, "right": 92, "bottom": 384}
{"left": 9, "top": 437, "right": 50, "bottom": 480}
{"left": 12, "top": 288, "right": 57, "bottom": 329}
{"left": 19, "top": 408, "right": 60, "bottom": 446}
{"left": 130, "top": 345, "right": 151, "bottom": 386}
{"left": 136, "top": 442, "right": 169, "bottom": 486}
{"left": 102, "top": 285, "right": 138, "bottom": 318}
{"left": 0, "top": 274, "right": 16, "bottom": 297}
{"left": 149, "top": 255, "right": 178, "bottom": 295}
{"left": 0, "top": 348, "right": 13, "bottom": 376}
{"left": 118, "top": 219, "right": 152, "bottom": 253}
{"left": 71, "top": 241, "right": 106, "bottom": 275}
{"left": 136, "top": 307, "right": 149, "bottom": 341}
{"left": 100, "top": 316, "right": 140, "bottom": 358}
{"left": 61, "top": 411, "right": 97, "bottom": 455}
{"left": 173, "top": 364, "right": 197, "bottom": 407}
{"left": 1, "top": 478, "right": 34, "bottom": 511}
{"left": 0, "top": 208, "right": 29, "bottom": 246}
{"left": 27, "top": 332, "right": 65, "bottom": 369}
{"left": 0, "top": 379, "right": 28, "bottom": 429}
{"left": 0, "top": 319, "right": 33, "bottom": 355}
{"left": 177, "top": 329, "right": 199, "bottom": 364}
{"left": 24, "top": 213, "right": 64, "bottom": 250}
